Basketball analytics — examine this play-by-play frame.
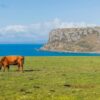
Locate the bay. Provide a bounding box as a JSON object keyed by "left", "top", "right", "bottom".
{"left": 0, "top": 44, "right": 100, "bottom": 56}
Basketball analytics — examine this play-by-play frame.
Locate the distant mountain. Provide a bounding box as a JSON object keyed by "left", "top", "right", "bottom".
{"left": 41, "top": 27, "right": 100, "bottom": 52}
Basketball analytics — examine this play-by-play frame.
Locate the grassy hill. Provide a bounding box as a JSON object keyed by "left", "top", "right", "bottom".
{"left": 0, "top": 56, "right": 100, "bottom": 100}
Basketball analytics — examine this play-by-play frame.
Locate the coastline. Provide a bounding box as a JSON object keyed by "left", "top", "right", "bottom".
{"left": 40, "top": 48, "right": 100, "bottom": 54}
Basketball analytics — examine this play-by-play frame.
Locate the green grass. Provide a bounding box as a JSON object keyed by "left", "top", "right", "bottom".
{"left": 0, "top": 56, "right": 100, "bottom": 100}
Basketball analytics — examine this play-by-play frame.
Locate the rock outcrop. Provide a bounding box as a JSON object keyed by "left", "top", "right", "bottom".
{"left": 41, "top": 27, "right": 100, "bottom": 52}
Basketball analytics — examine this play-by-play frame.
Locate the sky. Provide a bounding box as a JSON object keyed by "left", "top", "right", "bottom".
{"left": 0, "top": 0, "right": 100, "bottom": 44}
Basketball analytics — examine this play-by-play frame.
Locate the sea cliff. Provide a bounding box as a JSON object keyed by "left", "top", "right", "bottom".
{"left": 41, "top": 27, "right": 100, "bottom": 52}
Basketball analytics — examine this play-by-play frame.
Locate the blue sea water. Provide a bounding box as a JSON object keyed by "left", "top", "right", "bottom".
{"left": 0, "top": 44, "right": 100, "bottom": 56}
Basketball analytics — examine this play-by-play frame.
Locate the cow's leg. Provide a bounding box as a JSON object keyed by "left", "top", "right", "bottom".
{"left": 17, "top": 64, "right": 20, "bottom": 71}
{"left": 19, "top": 63, "right": 23, "bottom": 72}
{"left": 18, "top": 61, "right": 23, "bottom": 72}
{"left": 21, "top": 64, "right": 23, "bottom": 72}
{"left": 19, "top": 64, "right": 23, "bottom": 72}
{"left": 7, "top": 65, "right": 10, "bottom": 72}
{"left": 3, "top": 62, "right": 8, "bottom": 72}
{"left": 0, "top": 66, "right": 2, "bottom": 71}
{"left": 3, "top": 65, "right": 6, "bottom": 72}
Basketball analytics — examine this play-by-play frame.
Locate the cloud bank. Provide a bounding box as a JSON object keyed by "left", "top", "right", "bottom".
{"left": 0, "top": 18, "right": 97, "bottom": 44}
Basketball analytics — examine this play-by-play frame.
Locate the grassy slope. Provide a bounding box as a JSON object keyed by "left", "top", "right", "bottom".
{"left": 0, "top": 57, "right": 100, "bottom": 100}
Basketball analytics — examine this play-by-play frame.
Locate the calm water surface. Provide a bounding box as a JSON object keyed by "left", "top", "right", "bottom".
{"left": 0, "top": 44, "right": 100, "bottom": 56}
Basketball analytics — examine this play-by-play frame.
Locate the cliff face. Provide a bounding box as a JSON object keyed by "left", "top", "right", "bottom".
{"left": 41, "top": 27, "right": 100, "bottom": 52}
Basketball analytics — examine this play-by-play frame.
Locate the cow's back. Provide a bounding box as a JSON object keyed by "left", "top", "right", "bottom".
{"left": 3, "top": 56, "right": 24, "bottom": 64}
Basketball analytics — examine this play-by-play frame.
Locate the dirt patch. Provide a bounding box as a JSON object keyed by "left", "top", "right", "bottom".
{"left": 49, "top": 89, "right": 55, "bottom": 92}
{"left": 63, "top": 84, "right": 95, "bottom": 89}
{"left": 64, "top": 84, "right": 71, "bottom": 87}
{"left": 19, "top": 88, "right": 32, "bottom": 94}
{"left": 20, "top": 88, "right": 26, "bottom": 92}
{"left": 33, "top": 86, "right": 40, "bottom": 89}
{"left": 29, "top": 78, "right": 34, "bottom": 80}
{"left": 24, "top": 69, "right": 41, "bottom": 72}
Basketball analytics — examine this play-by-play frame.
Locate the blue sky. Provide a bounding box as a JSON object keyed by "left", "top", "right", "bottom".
{"left": 0, "top": 0, "right": 100, "bottom": 43}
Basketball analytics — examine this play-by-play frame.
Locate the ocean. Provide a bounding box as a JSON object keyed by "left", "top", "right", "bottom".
{"left": 0, "top": 44, "right": 100, "bottom": 56}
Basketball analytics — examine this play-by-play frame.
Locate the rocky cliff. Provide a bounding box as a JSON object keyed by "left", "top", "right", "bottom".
{"left": 41, "top": 27, "right": 100, "bottom": 52}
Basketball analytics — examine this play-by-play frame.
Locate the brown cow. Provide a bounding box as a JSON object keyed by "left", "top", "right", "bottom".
{"left": 0, "top": 56, "right": 24, "bottom": 72}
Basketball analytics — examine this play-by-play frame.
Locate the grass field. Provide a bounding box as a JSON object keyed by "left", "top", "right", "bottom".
{"left": 0, "top": 57, "right": 100, "bottom": 100}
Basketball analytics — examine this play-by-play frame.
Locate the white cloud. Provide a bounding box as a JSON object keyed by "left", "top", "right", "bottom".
{"left": 0, "top": 18, "right": 97, "bottom": 44}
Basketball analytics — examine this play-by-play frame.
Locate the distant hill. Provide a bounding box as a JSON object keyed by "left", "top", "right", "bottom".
{"left": 41, "top": 27, "right": 100, "bottom": 52}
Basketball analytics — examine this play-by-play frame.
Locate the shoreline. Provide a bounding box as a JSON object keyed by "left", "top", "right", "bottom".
{"left": 39, "top": 48, "right": 100, "bottom": 54}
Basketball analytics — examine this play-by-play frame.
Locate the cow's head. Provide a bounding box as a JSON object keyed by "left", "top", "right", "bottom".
{"left": 0, "top": 61, "right": 2, "bottom": 70}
